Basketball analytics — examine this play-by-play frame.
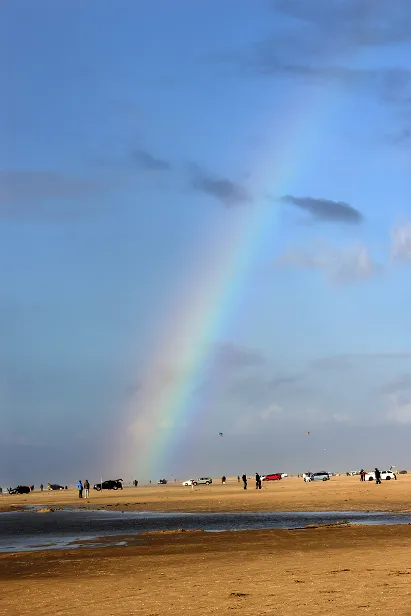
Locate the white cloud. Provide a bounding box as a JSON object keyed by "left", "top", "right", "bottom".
{"left": 391, "top": 222, "right": 411, "bottom": 262}
{"left": 275, "top": 241, "right": 380, "bottom": 284}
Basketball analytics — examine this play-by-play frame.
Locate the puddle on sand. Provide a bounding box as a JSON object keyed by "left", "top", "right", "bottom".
{"left": 1, "top": 509, "right": 411, "bottom": 553}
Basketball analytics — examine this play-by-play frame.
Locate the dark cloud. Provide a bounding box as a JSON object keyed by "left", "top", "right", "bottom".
{"left": 190, "top": 164, "right": 252, "bottom": 207}
{"left": 133, "top": 150, "right": 170, "bottom": 171}
{"left": 0, "top": 170, "right": 102, "bottom": 222}
{"left": 280, "top": 195, "right": 363, "bottom": 224}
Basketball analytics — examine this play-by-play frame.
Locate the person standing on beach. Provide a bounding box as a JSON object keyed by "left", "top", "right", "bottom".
{"left": 242, "top": 474, "right": 247, "bottom": 490}
{"left": 84, "top": 479, "right": 90, "bottom": 498}
{"left": 78, "top": 480, "right": 83, "bottom": 498}
{"left": 237, "top": 475, "right": 240, "bottom": 483}
{"left": 255, "top": 473, "right": 261, "bottom": 489}
{"left": 40, "top": 484, "right": 43, "bottom": 491}
{"left": 375, "top": 468, "right": 381, "bottom": 484}
{"left": 360, "top": 469, "right": 365, "bottom": 482}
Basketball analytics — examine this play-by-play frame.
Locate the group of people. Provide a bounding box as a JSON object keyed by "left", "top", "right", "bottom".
{"left": 238, "top": 474, "right": 262, "bottom": 490}
{"left": 77, "top": 479, "right": 90, "bottom": 498}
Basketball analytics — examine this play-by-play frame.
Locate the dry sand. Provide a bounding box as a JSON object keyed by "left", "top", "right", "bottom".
{"left": 2, "top": 475, "right": 411, "bottom": 615}
{"left": 1, "top": 474, "right": 411, "bottom": 513}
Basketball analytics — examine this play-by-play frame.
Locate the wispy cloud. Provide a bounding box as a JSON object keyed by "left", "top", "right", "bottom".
{"left": 212, "top": 342, "right": 266, "bottom": 370}
{"left": 385, "top": 127, "right": 411, "bottom": 147}
{"left": 275, "top": 242, "right": 379, "bottom": 285}
{"left": 391, "top": 223, "right": 411, "bottom": 261}
{"left": 133, "top": 150, "right": 171, "bottom": 171}
{"left": 221, "top": 1, "right": 411, "bottom": 107}
{"left": 270, "top": 0, "right": 411, "bottom": 48}
{"left": 313, "top": 352, "right": 411, "bottom": 370}
{"left": 280, "top": 195, "right": 363, "bottom": 224}
{"left": 189, "top": 164, "right": 252, "bottom": 207}
{"left": 0, "top": 170, "right": 102, "bottom": 222}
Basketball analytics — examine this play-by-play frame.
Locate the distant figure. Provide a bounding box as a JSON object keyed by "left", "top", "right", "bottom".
{"left": 242, "top": 474, "right": 247, "bottom": 490}
{"left": 375, "top": 468, "right": 381, "bottom": 485}
{"left": 84, "top": 479, "right": 90, "bottom": 498}
{"left": 222, "top": 476, "right": 226, "bottom": 484}
{"left": 360, "top": 469, "right": 365, "bottom": 482}
{"left": 237, "top": 475, "right": 240, "bottom": 483}
{"left": 40, "top": 484, "right": 43, "bottom": 491}
{"left": 78, "top": 480, "right": 83, "bottom": 498}
{"left": 30, "top": 485, "right": 34, "bottom": 492}
{"left": 255, "top": 473, "right": 260, "bottom": 489}
{"left": 149, "top": 480, "right": 151, "bottom": 484}
{"left": 47, "top": 483, "right": 51, "bottom": 491}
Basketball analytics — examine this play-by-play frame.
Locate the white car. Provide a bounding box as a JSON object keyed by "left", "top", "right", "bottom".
{"left": 281, "top": 473, "right": 288, "bottom": 478}
{"left": 364, "top": 470, "right": 396, "bottom": 481}
{"left": 182, "top": 479, "right": 194, "bottom": 486}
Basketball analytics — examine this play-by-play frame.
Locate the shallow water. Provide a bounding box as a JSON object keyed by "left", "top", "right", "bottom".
{"left": 1, "top": 509, "right": 411, "bottom": 553}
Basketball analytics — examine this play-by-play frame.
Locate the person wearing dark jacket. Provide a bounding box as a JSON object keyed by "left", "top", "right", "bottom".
{"left": 242, "top": 474, "right": 247, "bottom": 490}
{"left": 375, "top": 468, "right": 381, "bottom": 484}
{"left": 255, "top": 473, "right": 262, "bottom": 489}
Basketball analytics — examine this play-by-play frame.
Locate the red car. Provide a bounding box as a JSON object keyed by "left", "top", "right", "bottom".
{"left": 262, "top": 473, "right": 281, "bottom": 481}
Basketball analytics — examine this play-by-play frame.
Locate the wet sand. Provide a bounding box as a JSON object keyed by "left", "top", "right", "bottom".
{"left": 2, "top": 525, "right": 411, "bottom": 615}
{"left": 1, "top": 474, "right": 411, "bottom": 514}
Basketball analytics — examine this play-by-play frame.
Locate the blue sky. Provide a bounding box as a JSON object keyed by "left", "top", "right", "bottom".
{"left": 1, "top": 0, "right": 411, "bottom": 484}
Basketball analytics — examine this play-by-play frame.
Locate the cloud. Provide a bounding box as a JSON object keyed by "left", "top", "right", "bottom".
{"left": 189, "top": 164, "right": 252, "bottom": 207}
{"left": 281, "top": 195, "right": 363, "bottom": 224}
{"left": 275, "top": 242, "right": 379, "bottom": 285}
{"left": 385, "top": 127, "right": 411, "bottom": 147}
{"left": 380, "top": 373, "right": 411, "bottom": 395}
{"left": 0, "top": 170, "right": 101, "bottom": 222}
{"left": 270, "top": 0, "right": 411, "bottom": 48}
{"left": 212, "top": 342, "right": 266, "bottom": 370}
{"left": 133, "top": 150, "right": 170, "bottom": 171}
{"left": 313, "top": 352, "right": 411, "bottom": 370}
{"left": 391, "top": 222, "right": 411, "bottom": 261}
{"left": 222, "top": 2, "right": 411, "bottom": 107}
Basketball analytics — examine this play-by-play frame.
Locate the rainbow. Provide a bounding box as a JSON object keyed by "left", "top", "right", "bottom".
{"left": 125, "top": 87, "right": 332, "bottom": 480}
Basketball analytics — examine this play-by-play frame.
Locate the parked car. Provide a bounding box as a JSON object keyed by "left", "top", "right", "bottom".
{"left": 157, "top": 479, "right": 168, "bottom": 484}
{"left": 48, "top": 484, "right": 64, "bottom": 490}
{"left": 182, "top": 479, "right": 194, "bottom": 486}
{"left": 304, "top": 472, "right": 330, "bottom": 482}
{"left": 8, "top": 485, "right": 31, "bottom": 495}
{"left": 364, "top": 470, "right": 396, "bottom": 481}
{"left": 93, "top": 479, "right": 123, "bottom": 491}
{"left": 281, "top": 473, "right": 288, "bottom": 478}
{"left": 262, "top": 473, "right": 282, "bottom": 481}
{"left": 399, "top": 470, "right": 408, "bottom": 475}
{"left": 191, "top": 477, "right": 212, "bottom": 486}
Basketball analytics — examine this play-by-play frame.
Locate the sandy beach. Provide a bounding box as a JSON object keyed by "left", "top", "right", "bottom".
{"left": 1, "top": 474, "right": 411, "bottom": 514}
{"left": 2, "top": 475, "right": 411, "bottom": 614}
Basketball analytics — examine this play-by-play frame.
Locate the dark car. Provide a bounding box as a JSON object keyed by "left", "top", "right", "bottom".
{"left": 48, "top": 484, "right": 64, "bottom": 490}
{"left": 8, "top": 485, "right": 31, "bottom": 495}
{"left": 262, "top": 473, "right": 282, "bottom": 481}
{"left": 93, "top": 479, "right": 123, "bottom": 491}
{"left": 157, "top": 479, "right": 168, "bottom": 484}
{"left": 399, "top": 470, "right": 408, "bottom": 475}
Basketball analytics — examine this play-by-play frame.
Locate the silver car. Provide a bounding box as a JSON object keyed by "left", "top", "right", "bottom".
{"left": 192, "top": 477, "right": 212, "bottom": 486}
{"left": 304, "top": 472, "right": 330, "bottom": 482}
